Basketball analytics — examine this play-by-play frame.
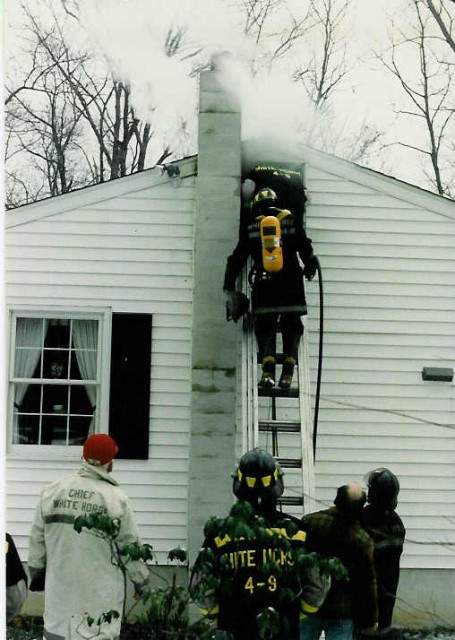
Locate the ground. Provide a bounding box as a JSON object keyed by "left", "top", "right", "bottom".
{"left": 6, "top": 618, "right": 455, "bottom": 640}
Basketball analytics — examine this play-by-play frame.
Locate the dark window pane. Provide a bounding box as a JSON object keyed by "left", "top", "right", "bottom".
{"left": 42, "top": 415, "right": 67, "bottom": 445}
{"left": 69, "top": 385, "right": 93, "bottom": 414}
{"left": 17, "top": 383, "right": 41, "bottom": 413}
{"left": 68, "top": 416, "right": 92, "bottom": 445}
{"left": 69, "top": 350, "right": 79, "bottom": 379}
{"left": 43, "top": 349, "right": 70, "bottom": 380}
{"left": 109, "top": 313, "right": 151, "bottom": 460}
{"left": 16, "top": 414, "right": 40, "bottom": 444}
{"left": 43, "top": 385, "right": 69, "bottom": 414}
{"left": 45, "top": 322, "right": 70, "bottom": 348}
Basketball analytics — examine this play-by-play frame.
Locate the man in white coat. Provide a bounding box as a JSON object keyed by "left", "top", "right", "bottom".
{"left": 28, "top": 434, "right": 149, "bottom": 640}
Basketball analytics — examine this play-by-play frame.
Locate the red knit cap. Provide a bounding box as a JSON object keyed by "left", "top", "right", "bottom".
{"left": 83, "top": 434, "right": 119, "bottom": 465}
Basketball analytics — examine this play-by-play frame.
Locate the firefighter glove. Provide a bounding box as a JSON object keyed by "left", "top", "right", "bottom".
{"left": 225, "top": 291, "right": 249, "bottom": 322}
{"left": 29, "top": 568, "right": 46, "bottom": 592}
{"left": 303, "top": 255, "right": 318, "bottom": 281}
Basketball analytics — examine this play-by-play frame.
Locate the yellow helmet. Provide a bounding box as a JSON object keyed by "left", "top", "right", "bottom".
{"left": 253, "top": 188, "right": 278, "bottom": 210}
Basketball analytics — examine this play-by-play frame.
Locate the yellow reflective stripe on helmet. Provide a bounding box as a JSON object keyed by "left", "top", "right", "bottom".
{"left": 261, "top": 474, "right": 272, "bottom": 487}
{"left": 199, "top": 604, "right": 219, "bottom": 617}
{"left": 292, "top": 530, "right": 306, "bottom": 542}
{"left": 265, "top": 527, "right": 305, "bottom": 541}
{"left": 237, "top": 470, "right": 243, "bottom": 482}
{"left": 301, "top": 600, "right": 319, "bottom": 615}
{"left": 214, "top": 534, "right": 231, "bottom": 548}
{"left": 246, "top": 476, "right": 257, "bottom": 488}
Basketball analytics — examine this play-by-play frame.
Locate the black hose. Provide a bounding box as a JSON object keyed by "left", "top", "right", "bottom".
{"left": 313, "top": 257, "right": 323, "bottom": 459}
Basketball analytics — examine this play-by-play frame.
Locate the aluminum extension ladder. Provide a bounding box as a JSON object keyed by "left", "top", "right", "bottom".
{"left": 241, "top": 303, "right": 316, "bottom": 517}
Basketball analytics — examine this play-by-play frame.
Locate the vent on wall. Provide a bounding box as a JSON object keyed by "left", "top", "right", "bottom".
{"left": 421, "top": 367, "right": 453, "bottom": 382}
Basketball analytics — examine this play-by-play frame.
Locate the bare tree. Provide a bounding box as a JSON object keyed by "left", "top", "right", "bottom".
{"left": 293, "top": 0, "right": 352, "bottom": 107}
{"left": 21, "top": 6, "right": 161, "bottom": 180}
{"left": 382, "top": 0, "right": 454, "bottom": 196}
{"left": 4, "top": 19, "right": 88, "bottom": 204}
{"left": 425, "top": 0, "right": 455, "bottom": 55}
{"left": 237, "top": 0, "right": 314, "bottom": 75}
{"left": 4, "top": 2, "right": 173, "bottom": 205}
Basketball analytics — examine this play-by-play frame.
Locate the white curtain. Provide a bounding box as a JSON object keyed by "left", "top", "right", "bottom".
{"left": 73, "top": 320, "right": 98, "bottom": 433}
{"left": 13, "top": 318, "right": 47, "bottom": 443}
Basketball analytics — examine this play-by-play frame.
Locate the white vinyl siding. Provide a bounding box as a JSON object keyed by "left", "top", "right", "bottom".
{"left": 5, "top": 163, "right": 197, "bottom": 563}
{"left": 303, "top": 162, "right": 455, "bottom": 570}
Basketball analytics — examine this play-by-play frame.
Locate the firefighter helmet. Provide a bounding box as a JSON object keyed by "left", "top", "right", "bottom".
{"left": 366, "top": 467, "right": 400, "bottom": 511}
{"left": 252, "top": 187, "right": 278, "bottom": 212}
{"left": 232, "top": 448, "right": 284, "bottom": 501}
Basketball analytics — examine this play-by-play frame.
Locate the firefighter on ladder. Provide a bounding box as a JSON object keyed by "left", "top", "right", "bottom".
{"left": 224, "top": 186, "right": 318, "bottom": 389}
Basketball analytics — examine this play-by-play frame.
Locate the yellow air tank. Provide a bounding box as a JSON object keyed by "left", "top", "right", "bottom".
{"left": 260, "top": 215, "right": 283, "bottom": 273}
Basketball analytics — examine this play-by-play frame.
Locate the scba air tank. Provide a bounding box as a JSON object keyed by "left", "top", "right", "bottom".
{"left": 260, "top": 215, "right": 283, "bottom": 273}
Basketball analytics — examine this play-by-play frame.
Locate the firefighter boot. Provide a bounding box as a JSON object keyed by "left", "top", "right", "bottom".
{"left": 279, "top": 357, "right": 296, "bottom": 390}
{"left": 259, "top": 356, "right": 276, "bottom": 388}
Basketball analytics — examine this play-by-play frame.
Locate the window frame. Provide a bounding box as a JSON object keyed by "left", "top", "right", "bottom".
{"left": 6, "top": 307, "right": 112, "bottom": 459}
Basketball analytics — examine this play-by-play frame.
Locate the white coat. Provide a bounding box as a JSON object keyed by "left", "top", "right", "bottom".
{"left": 28, "top": 461, "right": 149, "bottom": 640}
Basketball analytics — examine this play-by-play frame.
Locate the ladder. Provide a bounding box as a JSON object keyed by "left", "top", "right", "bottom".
{"left": 242, "top": 306, "right": 316, "bottom": 516}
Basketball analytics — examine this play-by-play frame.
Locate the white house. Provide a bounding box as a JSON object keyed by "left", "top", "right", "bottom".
{"left": 4, "top": 63, "right": 455, "bottom": 627}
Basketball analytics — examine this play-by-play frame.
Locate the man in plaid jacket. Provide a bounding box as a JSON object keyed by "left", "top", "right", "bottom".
{"left": 300, "top": 482, "right": 378, "bottom": 640}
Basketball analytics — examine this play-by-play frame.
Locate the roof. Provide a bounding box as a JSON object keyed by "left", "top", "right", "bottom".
{"left": 6, "top": 156, "right": 198, "bottom": 229}
{"left": 6, "top": 142, "right": 455, "bottom": 228}
{"left": 242, "top": 138, "right": 455, "bottom": 222}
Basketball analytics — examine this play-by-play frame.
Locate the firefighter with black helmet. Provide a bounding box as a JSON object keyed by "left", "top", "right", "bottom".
{"left": 360, "top": 468, "right": 406, "bottom": 636}
{"left": 190, "top": 448, "right": 330, "bottom": 640}
{"left": 224, "top": 185, "right": 318, "bottom": 389}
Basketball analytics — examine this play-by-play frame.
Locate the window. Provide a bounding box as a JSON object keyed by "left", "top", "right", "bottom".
{"left": 9, "top": 311, "right": 151, "bottom": 459}
{"left": 11, "top": 316, "right": 100, "bottom": 446}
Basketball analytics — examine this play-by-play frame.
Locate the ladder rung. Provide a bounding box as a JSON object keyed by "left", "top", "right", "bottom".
{"left": 257, "top": 354, "right": 299, "bottom": 365}
{"left": 277, "top": 457, "right": 302, "bottom": 469}
{"left": 259, "top": 420, "right": 301, "bottom": 433}
{"left": 278, "top": 496, "right": 304, "bottom": 507}
{"left": 258, "top": 387, "right": 299, "bottom": 398}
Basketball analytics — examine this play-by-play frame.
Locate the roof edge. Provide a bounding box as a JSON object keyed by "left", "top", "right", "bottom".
{"left": 6, "top": 156, "right": 197, "bottom": 229}
{"left": 242, "top": 138, "right": 455, "bottom": 220}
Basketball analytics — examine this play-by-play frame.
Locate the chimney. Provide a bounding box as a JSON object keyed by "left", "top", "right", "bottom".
{"left": 188, "top": 55, "right": 242, "bottom": 564}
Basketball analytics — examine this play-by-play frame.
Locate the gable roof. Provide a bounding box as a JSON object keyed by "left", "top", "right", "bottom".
{"left": 6, "top": 143, "right": 455, "bottom": 228}
{"left": 6, "top": 156, "right": 197, "bottom": 229}
{"left": 242, "top": 138, "right": 455, "bottom": 222}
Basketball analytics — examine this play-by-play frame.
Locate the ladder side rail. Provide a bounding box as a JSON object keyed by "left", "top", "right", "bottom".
{"left": 240, "top": 262, "right": 258, "bottom": 451}
{"left": 298, "top": 315, "right": 316, "bottom": 514}
{"left": 240, "top": 313, "right": 249, "bottom": 454}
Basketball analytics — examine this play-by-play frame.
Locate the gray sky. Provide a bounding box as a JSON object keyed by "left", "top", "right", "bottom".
{"left": 4, "top": 0, "right": 455, "bottom": 190}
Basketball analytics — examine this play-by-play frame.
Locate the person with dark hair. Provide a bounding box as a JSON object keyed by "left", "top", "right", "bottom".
{"left": 6, "top": 532, "right": 28, "bottom": 623}
{"left": 224, "top": 184, "right": 318, "bottom": 390}
{"left": 191, "top": 448, "right": 330, "bottom": 640}
{"left": 28, "top": 434, "right": 149, "bottom": 640}
{"left": 360, "top": 469, "right": 406, "bottom": 637}
{"left": 300, "top": 482, "right": 378, "bottom": 640}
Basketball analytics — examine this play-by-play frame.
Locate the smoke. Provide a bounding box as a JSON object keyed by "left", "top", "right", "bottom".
{"left": 75, "top": 0, "right": 247, "bottom": 150}
{"left": 72, "top": 0, "right": 329, "bottom": 158}
{"left": 6, "top": 0, "right": 428, "bottom": 179}
{"left": 70, "top": 0, "right": 396, "bottom": 166}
